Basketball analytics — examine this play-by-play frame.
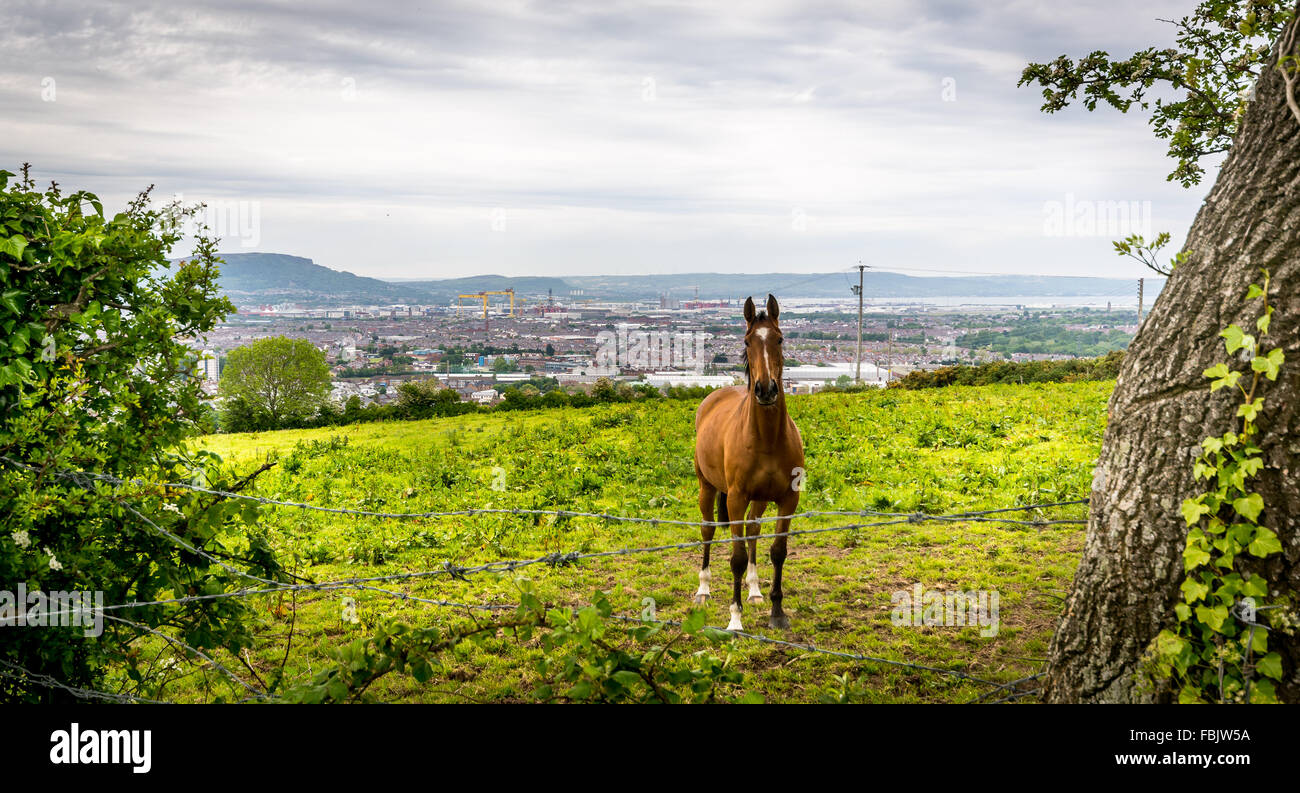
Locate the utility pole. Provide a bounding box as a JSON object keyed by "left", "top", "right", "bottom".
{"left": 1137, "top": 278, "right": 1145, "bottom": 327}
{"left": 853, "top": 262, "right": 866, "bottom": 383}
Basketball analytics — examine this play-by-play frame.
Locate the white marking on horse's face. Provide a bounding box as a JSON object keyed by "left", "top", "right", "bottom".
{"left": 696, "top": 568, "right": 712, "bottom": 596}
{"left": 749, "top": 328, "right": 772, "bottom": 389}
{"left": 746, "top": 563, "right": 761, "bottom": 599}
{"left": 727, "top": 603, "right": 744, "bottom": 632}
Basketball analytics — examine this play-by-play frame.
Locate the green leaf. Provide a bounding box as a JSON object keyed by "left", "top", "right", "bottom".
{"left": 699, "top": 627, "right": 732, "bottom": 643}
{"left": 1240, "top": 574, "right": 1268, "bottom": 597}
{"left": 1220, "top": 325, "right": 1246, "bottom": 353}
{"left": 611, "top": 670, "right": 643, "bottom": 688}
{"left": 681, "top": 609, "right": 707, "bottom": 635}
{"left": 1250, "top": 347, "right": 1284, "bottom": 381}
{"left": 566, "top": 680, "right": 593, "bottom": 699}
{"left": 1180, "top": 576, "right": 1209, "bottom": 603}
{"left": 1247, "top": 527, "right": 1282, "bottom": 557}
{"left": 1195, "top": 604, "right": 1229, "bottom": 631}
{"left": 1250, "top": 679, "right": 1278, "bottom": 704}
{"left": 1151, "top": 629, "right": 1186, "bottom": 659}
{"left": 1183, "top": 543, "right": 1211, "bottom": 570}
{"left": 1236, "top": 399, "right": 1262, "bottom": 423}
{"left": 1180, "top": 497, "right": 1210, "bottom": 526}
{"left": 1231, "top": 492, "right": 1263, "bottom": 522}
{"left": 0, "top": 233, "right": 27, "bottom": 261}
{"left": 1209, "top": 369, "right": 1241, "bottom": 392}
{"left": 1257, "top": 652, "right": 1283, "bottom": 680}
{"left": 0, "top": 289, "right": 22, "bottom": 316}
{"left": 1256, "top": 307, "right": 1272, "bottom": 334}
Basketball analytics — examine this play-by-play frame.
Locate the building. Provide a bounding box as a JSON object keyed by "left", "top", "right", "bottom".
{"left": 199, "top": 350, "right": 223, "bottom": 383}
{"left": 642, "top": 371, "right": 737, "bottom": 389}
{"left": 783, "top": 362, "right": 889, "bottom": 391}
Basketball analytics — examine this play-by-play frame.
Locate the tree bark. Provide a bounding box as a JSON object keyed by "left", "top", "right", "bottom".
{"left": 1043, "top": 24, "right": 1300, "bottom": 703}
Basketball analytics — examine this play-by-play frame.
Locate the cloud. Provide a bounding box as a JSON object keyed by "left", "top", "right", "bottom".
{"left": 0, "top": 0, "right": 1211, "bottom": 279}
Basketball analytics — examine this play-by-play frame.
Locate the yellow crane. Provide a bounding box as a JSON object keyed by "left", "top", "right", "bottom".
{"left": 456, "top": 289, "right": 516, "bottom": 330}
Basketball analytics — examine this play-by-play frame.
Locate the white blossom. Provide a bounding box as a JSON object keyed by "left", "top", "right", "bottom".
{"left": 10, "top": 529, "right": 30, "bottom": 549}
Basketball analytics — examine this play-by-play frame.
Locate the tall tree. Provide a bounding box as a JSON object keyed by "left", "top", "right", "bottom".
{"left": 1022, "top": 2, "right": 1300, "bottom": 702}
{"left": 219, "top": 336, "right": 332, "bottom": 429}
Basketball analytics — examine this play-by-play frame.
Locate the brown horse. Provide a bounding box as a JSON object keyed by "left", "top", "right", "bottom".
{"left": 692, "top": 294, "right": 805, "bottom": 632}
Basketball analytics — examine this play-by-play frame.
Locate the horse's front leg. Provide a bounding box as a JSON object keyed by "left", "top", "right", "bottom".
{"left": 769, "top": 492, "right": 798, "bottom": 630}
{"left": 725, "top": 492, "right": 751, "bottom": 631}
{"left": 694, "top": 481, "right": 718, "bottom": 605}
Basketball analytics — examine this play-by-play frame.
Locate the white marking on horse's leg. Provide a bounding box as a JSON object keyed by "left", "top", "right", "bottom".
{"left": 746, "top": 562, "right": 762, "bottom": 603}
{"left": 695, "top": 568, "right": 711, "bottom": 598}
{"left": 726, "top": 603, "right": 744, "bottom": 632}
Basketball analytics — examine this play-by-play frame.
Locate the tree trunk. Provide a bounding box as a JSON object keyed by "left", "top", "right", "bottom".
{"left": 1043, "top": 27, "right": 1300, "bottom": 703}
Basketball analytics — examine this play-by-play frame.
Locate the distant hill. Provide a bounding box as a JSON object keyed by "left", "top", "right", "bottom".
{"left": 205, "top": 253, "right": 431, "bottom": 306}
{"left": 202, "top": 252, "right": 1162, "bottom": 306}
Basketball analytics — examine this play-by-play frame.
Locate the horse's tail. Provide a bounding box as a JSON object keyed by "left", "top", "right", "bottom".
{"left": 716, "top": 491, "right": 728, "bottom": 526}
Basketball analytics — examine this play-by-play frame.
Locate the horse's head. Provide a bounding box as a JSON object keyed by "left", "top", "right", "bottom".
{"left": 742, "top": 293, "right": 784, "bottom": 407}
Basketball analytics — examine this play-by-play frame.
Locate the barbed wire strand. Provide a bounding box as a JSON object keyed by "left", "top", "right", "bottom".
{"left": 0, "top": 659, "right": 166, "bottom": 704}
{"left": 1, "top": 457, "right": 1086, "bottom": 528}
{"left": 31, "top": 509, "right": 1085, "bottom": 623}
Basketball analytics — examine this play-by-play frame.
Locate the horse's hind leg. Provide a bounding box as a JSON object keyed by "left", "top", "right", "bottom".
{"left": 694, "top": 481, "right": 718, "bottom": 605}
{"left": 769, "top": 493, "right": 798, "bottom": 630}
{"left": 744, "top": 501, "right": 768, "bottom": 605}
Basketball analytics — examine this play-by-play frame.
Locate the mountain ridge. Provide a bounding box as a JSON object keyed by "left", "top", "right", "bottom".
{"left": 201, "top": 252, "right": 1162, "bottom": 306}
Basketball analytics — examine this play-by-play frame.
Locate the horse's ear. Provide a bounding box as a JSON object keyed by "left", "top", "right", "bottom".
{"left": 767, "top": 293, "right": 779, "bottom": 322}
{"left": 743, "top": 296, "right": 756, "bottom": 324}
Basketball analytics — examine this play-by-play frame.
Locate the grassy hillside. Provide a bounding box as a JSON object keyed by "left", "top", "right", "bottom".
{"left": 169, "top": 381, "right": 1110, "bottom": 703}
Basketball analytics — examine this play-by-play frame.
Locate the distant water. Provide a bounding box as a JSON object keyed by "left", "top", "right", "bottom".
{"left": 875, "top": 295, "right": 1140, "bottom": 308}
{"left": 789, "top": 295, "right": 1142, "bottom": 309}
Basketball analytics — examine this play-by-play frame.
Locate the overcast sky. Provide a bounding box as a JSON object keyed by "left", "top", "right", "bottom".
{"left": 0, "top": 0, "right": 1218, "bottom": 281}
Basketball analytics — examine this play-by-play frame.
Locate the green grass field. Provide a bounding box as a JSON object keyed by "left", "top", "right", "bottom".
{"left": 151, "top": 381, "right": 1110, "bottom": 702}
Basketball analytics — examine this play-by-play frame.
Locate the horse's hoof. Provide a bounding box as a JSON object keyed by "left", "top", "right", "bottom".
{"left": 692, "top": 593, "right": 710, "bottom": 605}
{"left": 769, "top": 613, "right": 790, "bottom": 630}
{"left": 747, "top": 594, "right": 764, "bottom": 605}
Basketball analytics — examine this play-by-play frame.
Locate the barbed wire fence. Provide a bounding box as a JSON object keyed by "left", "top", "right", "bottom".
{"left": 1, "top": 456, "right": 1081, "bottom": 704}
